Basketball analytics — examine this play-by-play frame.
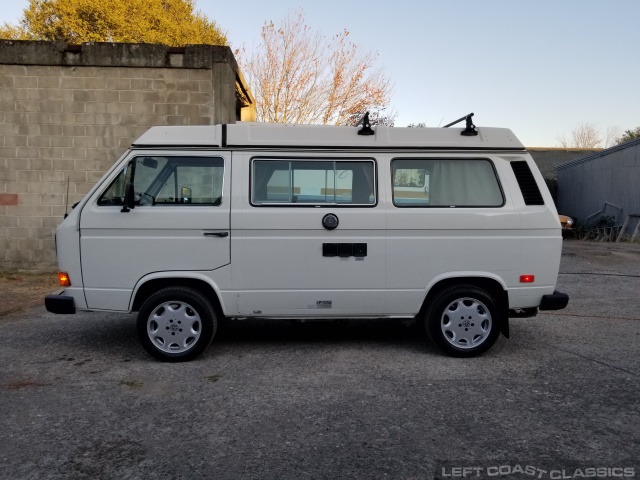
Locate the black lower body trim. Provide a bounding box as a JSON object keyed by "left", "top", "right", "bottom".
{"left": 539, "top": 291, "right": 569, "bottom": 311}
{"left": 45, "top": 293, "right": 76, "bottom": 314}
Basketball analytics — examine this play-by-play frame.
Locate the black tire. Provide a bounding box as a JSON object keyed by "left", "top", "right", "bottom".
{"left": 424, "top": 285, "right": 501, "bottom": 358}
{"left": 137, "top": 287, "right": 217, "bottom": 362}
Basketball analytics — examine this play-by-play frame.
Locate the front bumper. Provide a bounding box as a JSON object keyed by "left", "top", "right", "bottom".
{"left": 45, "top": 290, "right": 76, "bottom": 314}
{"left": 539, "top": 290, "right": 569, "bottom": 311}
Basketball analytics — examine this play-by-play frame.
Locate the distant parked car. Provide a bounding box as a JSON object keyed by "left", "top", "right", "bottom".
{"left": 559, "top": 214, "right": 574, "bottom": 229}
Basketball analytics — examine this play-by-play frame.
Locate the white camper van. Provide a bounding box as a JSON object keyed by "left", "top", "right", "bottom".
{"left": 45, "top": 117, "right": 568, "bottom": 361}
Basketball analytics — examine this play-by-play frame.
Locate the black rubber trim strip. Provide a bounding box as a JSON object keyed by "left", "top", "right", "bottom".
{"left": 221, "top": 124, "right": 227, "bottom": 147}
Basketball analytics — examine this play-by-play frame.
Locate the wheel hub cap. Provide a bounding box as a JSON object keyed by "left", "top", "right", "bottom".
{"left": 441, "top": 297, "right": 492, "bottom": 349}
{"left": 147, "top": 301, "right": 202, "bottom": 354}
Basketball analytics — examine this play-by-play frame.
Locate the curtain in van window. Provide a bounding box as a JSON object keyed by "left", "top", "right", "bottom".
{"left": 429, "top": 160, "right": 502, "bottom": 206}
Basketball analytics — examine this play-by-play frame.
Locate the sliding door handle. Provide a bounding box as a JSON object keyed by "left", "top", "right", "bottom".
{"left": 203, "top": 231, "right": 229, "bottom": 237}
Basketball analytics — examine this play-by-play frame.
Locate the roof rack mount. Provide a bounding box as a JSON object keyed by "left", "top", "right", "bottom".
{"left": 443, "top": 112, "right": 478, "bottom": 136}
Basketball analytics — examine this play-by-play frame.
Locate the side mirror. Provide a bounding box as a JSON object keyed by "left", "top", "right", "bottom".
{"left": 121, "top": 182, "right": 135, "bottom": 212}
{"left": 181, "top": 186, "right": 192, "bottom": 204}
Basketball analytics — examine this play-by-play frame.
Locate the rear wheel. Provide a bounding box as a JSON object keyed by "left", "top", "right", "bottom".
{"left": 424, "top": 285, "right": 501, "bottom": 357}
{"left": 137, "top": 287, "right": 217, "bottom": 362}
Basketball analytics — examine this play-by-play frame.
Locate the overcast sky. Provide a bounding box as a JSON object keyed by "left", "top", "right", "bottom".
{"left": 2, "top": 0, "right": 639, "bottom": 147}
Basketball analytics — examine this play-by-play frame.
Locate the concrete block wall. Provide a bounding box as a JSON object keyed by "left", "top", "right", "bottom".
{"left": 0, "top": 41, "right": 255, "bottom": 269}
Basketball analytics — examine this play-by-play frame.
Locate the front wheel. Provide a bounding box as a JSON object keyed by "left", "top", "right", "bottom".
{"left": 137, "top": 287, "right": 217, "bottom": 362}
{"left": 424, "top": 285, "right": 502, "bottom": 357}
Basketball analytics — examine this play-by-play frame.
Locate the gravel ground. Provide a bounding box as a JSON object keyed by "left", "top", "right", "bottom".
{"left": 0, "top": 240, "right": 639, "bottom": 480}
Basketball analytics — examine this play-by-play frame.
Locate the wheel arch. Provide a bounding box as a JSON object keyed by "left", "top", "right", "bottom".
{"left": 418, "top": 274, "right": 509, "bottom": 338}
{"left": 130, "top": 273, "right": 226, "bottom": 319}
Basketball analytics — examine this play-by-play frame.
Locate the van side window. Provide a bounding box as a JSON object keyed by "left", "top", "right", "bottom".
{"left": 98, "top": 156, "right": 224, "bottom": 206}
{"left": 391, "top": 159, "right": 504, "bottom": 207}
{"left": 251, "top": 159, "right": 376, "bottom": 206}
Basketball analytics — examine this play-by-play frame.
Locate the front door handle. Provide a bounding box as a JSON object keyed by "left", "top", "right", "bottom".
{"left": 203, "top": 231, "right": 229, "bottom": 237}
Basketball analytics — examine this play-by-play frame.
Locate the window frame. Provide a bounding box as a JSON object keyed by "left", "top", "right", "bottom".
{"left": 96, "top": 155, "right": 226, "bottom": 208}
{"left": 250, "top": 156, "right": 378, "bottom": 208}
{"left": 390, "top": 157, "right": 505, "bottom": 208}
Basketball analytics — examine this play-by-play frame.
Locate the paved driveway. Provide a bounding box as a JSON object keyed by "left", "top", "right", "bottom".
{"left": 1, "top": 241, "right": 639, "bottom": 479}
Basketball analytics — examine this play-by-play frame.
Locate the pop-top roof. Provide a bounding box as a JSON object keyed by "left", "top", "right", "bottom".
{"left": 132, "top": 122, "right": 525, "bottom": 150}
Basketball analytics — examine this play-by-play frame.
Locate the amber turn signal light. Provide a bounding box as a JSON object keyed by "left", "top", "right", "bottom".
{"left": 58, "top": 272, "right": 71, "bottom": 287}
{"left": 519, "top": 274, "right": 535, "bottom": 283}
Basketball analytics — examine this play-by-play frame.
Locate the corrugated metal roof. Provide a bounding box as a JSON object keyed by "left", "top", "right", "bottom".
{"left": 555, "top": 137, "right": 640, "bottom": 171}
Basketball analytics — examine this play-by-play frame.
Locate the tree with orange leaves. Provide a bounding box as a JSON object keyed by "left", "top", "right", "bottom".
{"left": 0, "top": 0, "right": 226, "bottom": 46}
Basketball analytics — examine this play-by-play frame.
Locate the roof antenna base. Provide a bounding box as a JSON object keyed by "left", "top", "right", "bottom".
{"left": 357, "top": 112, "right": 374, "bottom": 136}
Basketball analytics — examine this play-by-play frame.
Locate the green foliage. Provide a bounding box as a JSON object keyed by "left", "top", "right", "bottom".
{"left": 615, "top": 127, "right": 640, "bottom": 145}
{"left": 0, "top": 0, "right": 226, "bottom": 46}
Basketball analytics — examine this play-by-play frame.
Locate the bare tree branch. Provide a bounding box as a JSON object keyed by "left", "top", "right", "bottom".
{"left": 238, "top": 9, "right": 393, "bottom": 126}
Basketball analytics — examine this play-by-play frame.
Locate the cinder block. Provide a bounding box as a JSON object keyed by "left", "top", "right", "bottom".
{"left": 40, "top": 194, "right": 64, "bottom": 206}
{"left": 15, "top": 76, "right": 38, "bottom": 88}
{"left": 189, "top": 92, "right": 213, "bottom": 106}
{"left": 39, "top": 147, "right": 63, "bottom": 159}
{"left": 59, "top": 77, "right": 84, "bottom": 89}
{"left": 83, "top": 77, "right": 107, "bottom": 90}
{"left": 130, "top": 79, "right": 154, "bottom": 90}
{"left": 62, "top": 125, "right": 87, "bottom": 137}
{"left": 42, "top": 216, "right": 63, "bottom": 228}
{"left": 119, "top": 91, "right": 142, "bottom": 103}
{"left": 50, "top": 112, "right": 75, "bottom": 124}
{"left": 25, "top": 66, "right": 51, "bottom": 76}
{"left": 154, "top": 104, "right": 178, "bottom": 115}
{"left": 107, "top": 103, "right": 132, "bottom": 115}
{"left": 166, "top": 116, "right": 189, "bottom": 126}
{"left": 166, "top": 91, "right": 189, "bottom": 104}
{"left": 198, "top": 80, "right": 213, "bottom": 93}
{"left": 40, "top": 124, "right": 63, "bottom": 136}
{"left": 51, "top": 136, "right": 74, "bottom": 148}
{"left": 86, "top": 103, "right": 109, "bottom": 114}
{"left": 37, "top": 76, "right": 61, "bottom": 89}
{"left": 52, "top": 158, "right": 75, "bottom": 170}
{"left": 16, "top": 146, "right": 40, "bottom": 158}
{"left": 0, "top": 215, "right": 18, "bottom": 227}
{"left": 40, "top": 100, "right": 64, "bottom": 113}
{"left": 73, "top": 137, "right": 97, "bottom": 148}
{"left": 19, "top": 193, "right": 41, "bottom": 205}
{"left": 131, "top": 103, "right": 155, "bottom": 115}
{"left": 5, "top": 250, "right": 33, "bottom": 262}
{"left": 60, "top": 147, "right": 87, "bottom": 160}
{"left": 27, "top": 158, "right": 53, "bottom": 170}
{"left": 0, "top": 76, "right": 16, "bottom": 88}
{"left": 18, "top": 216, "right": 43, "bottom": 228}
{"left": 0, "top": 100, "right": 17, "bottom": 112}
{"left": 0, "top": 146, "right": 17, "bottom": 158}
{"left": 27, "top": 136, "right": 51, "bottom": 147}
{"left": 0, "top": 124, "right": 20, "bottom": 136}
{"left": 15, "top": 100, "right": 40, "bottom": 112}
{"left": 111, "top": 78, "right": 131, "bottom": 90}
{"left": 95, "top": 90, "right": 120, "bottom": 103}
{"left": 189, "top": 69, "right": 211, "bottom": 81}
{"left": 17, "top": 124, "right": 41, "bottom": 136}
{"left": 73, "top": 90, "right": 96, "bottom": 102}
{"left": 16, "top": 171, "right": 41, "bottom": 182}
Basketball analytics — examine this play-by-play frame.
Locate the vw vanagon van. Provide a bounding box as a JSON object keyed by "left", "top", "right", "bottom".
{"left": 45, "top": 119, "right": 569, "bottom": 361}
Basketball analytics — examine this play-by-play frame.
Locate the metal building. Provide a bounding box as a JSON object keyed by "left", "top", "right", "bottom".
{"left": 555, "top": 138, "right": 640, "bottom": 235}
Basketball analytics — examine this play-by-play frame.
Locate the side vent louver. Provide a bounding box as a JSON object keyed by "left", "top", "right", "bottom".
{"left": 510, "top": 161, "right": 544, "bottom": 205}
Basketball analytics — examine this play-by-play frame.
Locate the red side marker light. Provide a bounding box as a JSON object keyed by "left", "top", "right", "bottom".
{"left": 520, "top": 275, "right": 535, "bottom": 283}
